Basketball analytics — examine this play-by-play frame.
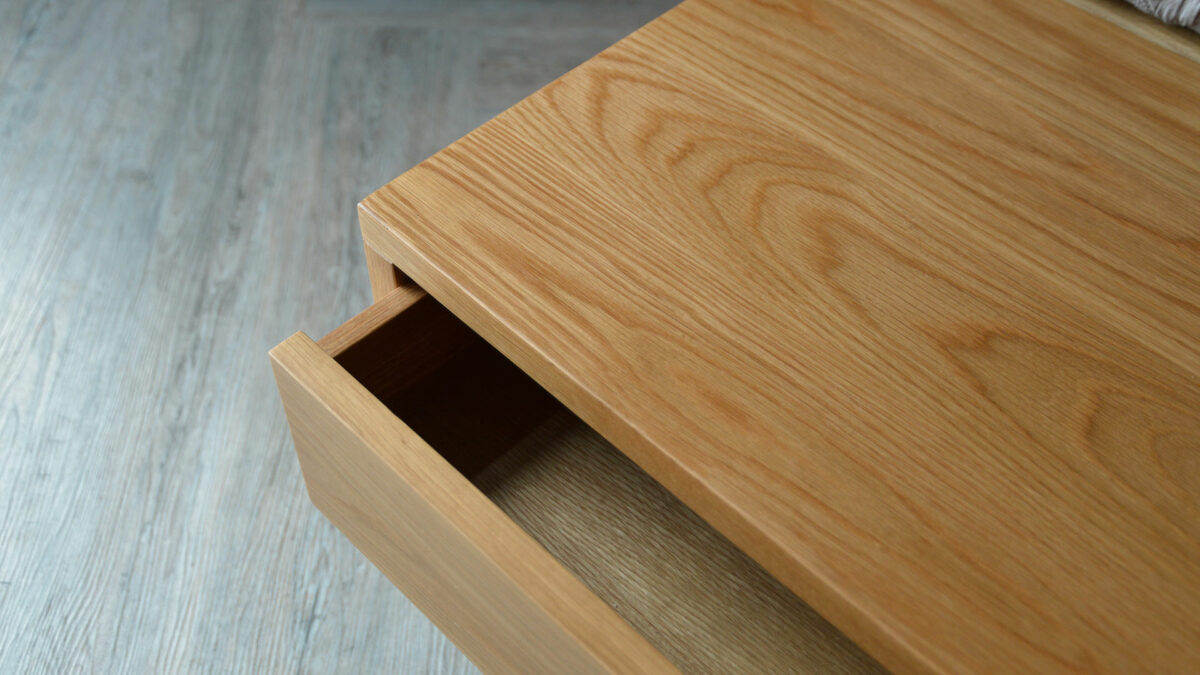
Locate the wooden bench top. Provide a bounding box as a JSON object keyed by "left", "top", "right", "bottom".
{"left": 359, "top": 1, "right": 1200, "bottom": 671}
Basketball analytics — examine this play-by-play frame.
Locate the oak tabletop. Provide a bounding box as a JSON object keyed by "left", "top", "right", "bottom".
{"left": 360, "top": 0, "right": 1200, "bottom": 672}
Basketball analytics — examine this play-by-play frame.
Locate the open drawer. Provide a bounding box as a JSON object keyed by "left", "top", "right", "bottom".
{"left": 270, "top": 285, "right": 882, "bottom": 674}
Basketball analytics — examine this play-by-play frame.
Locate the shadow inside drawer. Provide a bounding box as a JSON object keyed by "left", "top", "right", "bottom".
{"left": 329, "top": 292, "right": 560, "bottom": 478}
{"left": 330, "top": 291, "right": 882, "bottom": 673}
{"left": 387, "top": 341, "right": 561, "bottom": 478}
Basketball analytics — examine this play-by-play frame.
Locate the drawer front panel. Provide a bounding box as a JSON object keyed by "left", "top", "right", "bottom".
{"left": 269, "top": 290, "right": 675, "bottom": 675}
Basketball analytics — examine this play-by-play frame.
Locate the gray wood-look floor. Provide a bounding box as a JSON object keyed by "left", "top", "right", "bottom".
{"left": 0, "top": 1, "right": 675, "bottom": 671}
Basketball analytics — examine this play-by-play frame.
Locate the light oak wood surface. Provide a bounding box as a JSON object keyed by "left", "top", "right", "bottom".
{"left": 364, "top": 242, "right": 408, "bottom": 301}
{"left": 272, "top": 288, "right": 681, "bottom": 674}
{"left": 477, "top": 410, "right": 884, "bottom": 674}
{"left": 358, "top": 0, "right": 1200, "bottom": 672}
{"left": 276, "top": 286, "right": 882, "bottom": 673}
{"left": 0, "top": 0, "right": 676, "bottom": 671}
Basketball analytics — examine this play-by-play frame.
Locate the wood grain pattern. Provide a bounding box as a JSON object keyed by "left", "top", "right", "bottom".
{"left": 359, "top": 1, "right": 1200, "bottom": 672}
{"left": 476, "top": 410, "right": 884, "bottom": 674}
{"left": 318, "top": 284, "right": 428, "bottom": 357}
{"left": 0, "top": 0, "right": 676, "bottom": 671}
{"left": 281, "top": 286, "right": 880, "bottom": 673}
{"left": 270, "top": 326, "right": 679, "bottom": 674}
{"left": 364, "top": 242, "right": 406, "bottom": 301}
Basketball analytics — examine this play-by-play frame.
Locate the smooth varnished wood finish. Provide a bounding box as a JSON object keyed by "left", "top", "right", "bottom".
{"left": 269, "top": 291, "right": 678, "bottom": 675}
{"left": 359, "top": 0, "right": 1200, "bottom": 672}
{"left": 364, "top": 242, "right": 406, "bottom": 301}
{"left": 274, "top": 288, "right": 882, "bottom": 673}
{"left": 2, "top": 0, "right": 684, "bottom": 670}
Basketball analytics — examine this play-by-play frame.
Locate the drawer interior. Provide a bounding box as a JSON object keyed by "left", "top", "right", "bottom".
{"left": 327, "top": 290, "right": 882, "bottom": 674}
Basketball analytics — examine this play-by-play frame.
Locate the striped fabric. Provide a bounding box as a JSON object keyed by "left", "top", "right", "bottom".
{"left": 1127, "top": 0, "right": 1200, "bottom": 29}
